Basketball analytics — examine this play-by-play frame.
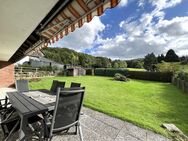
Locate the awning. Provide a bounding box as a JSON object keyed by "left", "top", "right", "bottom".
{"left": 26, "top": 0, "right": 120, "bottom": 55}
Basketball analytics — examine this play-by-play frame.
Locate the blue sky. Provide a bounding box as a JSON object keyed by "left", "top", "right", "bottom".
{"left": 51, "top": 0, "right": 188, "bottom": 59}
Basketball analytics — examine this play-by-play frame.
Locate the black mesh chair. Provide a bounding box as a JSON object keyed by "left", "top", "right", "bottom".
{"left": 16, "top": 79, "right": 29, "bottom": 92}
{"left": 47, "top": 87, "right": 85, "bottom": 141}
{"left": 50, "top": 80, "right": 65, "bottom": 94}
{"left": 70, "top": 82, "right": 81, "bottom": 88}
{"left": 0, "top": 109, "right": 43, "bottom": 141}
{"left": 50, "top": 80, "right": 59, "bottom": 93}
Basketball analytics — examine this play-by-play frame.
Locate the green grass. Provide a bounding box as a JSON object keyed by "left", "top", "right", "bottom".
{"left": 156, "top": 62, "right": 188, "bottom": 73}
{"left": 127, "top": 68, "right": 146, "bottom": 71}
{"left": 29, "top": 76, "right": 188, "bottom": 137}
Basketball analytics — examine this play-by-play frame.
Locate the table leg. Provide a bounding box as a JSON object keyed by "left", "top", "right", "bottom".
{"left": 42, "top": 112, "right": 49, "bottom": 139}
{"left": 19, "top": 116, "right": 28, "bottom": 141}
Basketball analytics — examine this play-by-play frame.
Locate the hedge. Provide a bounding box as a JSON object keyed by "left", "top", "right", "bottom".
{"left": 94, "top": 68, "right": 173, "bottom": 82}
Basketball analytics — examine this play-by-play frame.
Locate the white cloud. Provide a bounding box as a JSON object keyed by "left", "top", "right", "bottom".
{"left": 51, "top": 0, "right": 187, "bottom": 59}
{"left": 50, "top": 17, "right": 105, "bottom": 51}
{"left": 118, "top": 0, "right": 128, "bottom": 7}
{"left": 149, "top": 0, "right": 182, "bottom": 10}
{"left": 91, "top": 0, "right": 188, "bottom": 59}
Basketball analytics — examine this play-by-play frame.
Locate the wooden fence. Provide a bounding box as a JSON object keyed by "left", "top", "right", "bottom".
{"left": 14, "top": 67, "right": 55, "bottom": 79}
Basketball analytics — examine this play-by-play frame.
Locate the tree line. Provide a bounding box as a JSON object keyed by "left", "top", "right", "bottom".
{"left": 43, "top": 48, "right": 187, "bottom": 70}
{"left": 42, "top": 48, "right": 127, "bottom": 68}
{"left": 143, "top": 49, "right": 188, "bottom": 71}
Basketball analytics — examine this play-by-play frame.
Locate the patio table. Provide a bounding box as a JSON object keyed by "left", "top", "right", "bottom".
{"left": 6, "top": 91, "right": 49, "bottom": 141}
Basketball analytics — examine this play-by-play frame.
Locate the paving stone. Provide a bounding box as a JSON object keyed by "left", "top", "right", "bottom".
{"left": 82, "top": 107, "right": 125, "bottom": 130}
{"left": 117, "top": 122, "right": 147, "bottom": 141}
{"left": 146, "top": 130, "right": 171, "bottom": 141}
{"left": 115, "top": 134, "right": 142, "bottom": 141}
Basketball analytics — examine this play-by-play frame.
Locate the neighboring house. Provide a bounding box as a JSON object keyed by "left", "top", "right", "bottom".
{"left": 17, "top": 51, "right": 64, "bottom": 69}
{"left": 25, "top": 56, "right": 64, "bottom": 69}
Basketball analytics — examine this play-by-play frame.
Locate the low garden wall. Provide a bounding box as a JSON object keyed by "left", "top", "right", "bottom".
{"left": 94, "top": 68, "right": 173, "bottom": 82}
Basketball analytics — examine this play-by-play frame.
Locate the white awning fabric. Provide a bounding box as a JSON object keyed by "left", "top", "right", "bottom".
{"left": 27, "top": 0, "right": 120, "bottom": 55}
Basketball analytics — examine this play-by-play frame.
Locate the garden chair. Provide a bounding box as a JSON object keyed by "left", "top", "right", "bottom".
{"left": 45, "top": 87, "right": 85, "bottom": 141}
{"left": 0, "top": 108, "right": 43, "bottom": 141}
{"left": 15, "top": 79, "right": 29, "bottom": 92}
{"left": 70, "top": 82, "right": 81, "bottom": 88}
{"left": 50, "top": 80, "right": 65, "bottom": 93}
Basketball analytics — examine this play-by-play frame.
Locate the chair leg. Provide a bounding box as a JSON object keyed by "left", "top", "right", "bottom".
{"left": 4, "top": 120, "right": 20, "bottom": 141}
{"left": 78, "top": 123, "right": 83, "bottom": 141}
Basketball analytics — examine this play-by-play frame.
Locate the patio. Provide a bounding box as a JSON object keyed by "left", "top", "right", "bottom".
{"left": 0, "top": 90, "right": 170, "bottom": 141}
{"left": 0, "top": 88, "right": 170, "bottom": 141}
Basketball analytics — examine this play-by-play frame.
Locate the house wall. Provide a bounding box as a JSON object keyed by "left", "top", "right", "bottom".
{"left": 0, "top": 61, "right": 15, "bottom": 88}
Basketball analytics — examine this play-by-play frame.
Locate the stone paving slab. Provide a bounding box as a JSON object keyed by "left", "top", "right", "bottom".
{"left": 50, "top": 107, "right": 171, "bottom": 141}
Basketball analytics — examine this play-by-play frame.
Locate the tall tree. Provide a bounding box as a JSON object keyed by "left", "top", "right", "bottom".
{"left": 144, "top": 53, "right": 158, "bottom": 71}
{"left": 157, "top": 54, "right": 165, "bottom": 63}
{"left": 165, "top": 49, "right": 179, "bottom": 62}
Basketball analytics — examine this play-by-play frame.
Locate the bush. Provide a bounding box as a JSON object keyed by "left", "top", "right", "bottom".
{"left": 94, "top": 68, "right": 173, "bottom": 82}
{"left": 114, "top": 73, "right": 128, "bottom": 82}
{"left": 176, "top": 71, "right": 188, "bottom": 81}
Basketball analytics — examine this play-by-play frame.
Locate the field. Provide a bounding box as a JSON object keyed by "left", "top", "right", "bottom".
{"left": 29, "top": 76, "right": 188, "bottom": 137}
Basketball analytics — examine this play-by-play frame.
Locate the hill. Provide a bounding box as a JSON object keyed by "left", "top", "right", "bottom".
{"left": 42, "top": 47, "right": 127, "bottom": 68}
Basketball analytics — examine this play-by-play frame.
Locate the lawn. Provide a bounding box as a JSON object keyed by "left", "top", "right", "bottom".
{"left": 127, "top": 68, "right": 146, "bottom": 71}
{"left": 29, "top": 76, "right": 188, "bottom": 137}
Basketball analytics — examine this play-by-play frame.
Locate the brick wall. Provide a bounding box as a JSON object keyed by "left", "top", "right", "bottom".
{"left": 0, "top": 61, "right": 15, "bottom": 88}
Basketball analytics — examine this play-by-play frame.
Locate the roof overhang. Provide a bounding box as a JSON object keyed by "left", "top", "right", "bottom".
{"left": 1, "top": 0, "right": 120, "bottom": 63}
{"left": 0, "top": 0, "right": 61, "bottom": 62}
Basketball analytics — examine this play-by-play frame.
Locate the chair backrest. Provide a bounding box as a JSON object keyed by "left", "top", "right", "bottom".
{"left": 50, "top": 80, "right": 58, "bottom": 92}
{"left": 16, "top": 80, "right": 29, "bottom": 92}
{"left": 50, "top": 80, "right": 65, "bottom": 93}
{"left": 70, "top": 82, "right": 81, "bottom": 88}
{"left": 50, "top": 87, "right": 85, "bottom": 134}
{"left": 57, "top": 81, "right": 65, "bottom": 89}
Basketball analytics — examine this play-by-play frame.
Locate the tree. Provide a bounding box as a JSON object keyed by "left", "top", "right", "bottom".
{"left": 165, "top": 49, "right": 179, "bottom": 62}
{"left": 157, "top": 54, "right": 165, "bottom": 63}
{"left": 144, "top": 53, "right": 158, "bottom": 71}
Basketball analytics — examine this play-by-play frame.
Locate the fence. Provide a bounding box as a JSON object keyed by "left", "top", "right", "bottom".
{"left": 14, "top": 67, "right": 55, "bottom": 79}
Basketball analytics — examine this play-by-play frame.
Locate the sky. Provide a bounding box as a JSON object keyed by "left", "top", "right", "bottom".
{"left": 51, "top": 0, "right": 188, "bottom": 60}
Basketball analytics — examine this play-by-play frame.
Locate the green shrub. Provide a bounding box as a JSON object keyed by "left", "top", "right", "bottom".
{"left": 94, "top": 68, "right": 173, "bottom": 82}
{"left": 114, "top": 73, "right": 128, "bottom": 82}
{"left": 94, "top": 68, "right": 128, "bottom": 77}
{"left": 176, "top": 71, "right": 188, "bottom": 81}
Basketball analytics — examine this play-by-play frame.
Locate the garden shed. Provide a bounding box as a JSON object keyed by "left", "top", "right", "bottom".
{"left": 66, "top": 67, "right": 86, "bottom": 76}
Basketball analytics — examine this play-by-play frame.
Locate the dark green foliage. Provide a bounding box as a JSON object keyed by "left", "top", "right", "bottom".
{"left": 42, "top": 47, "right": 127, "bottom": 68}
{"left": 112, "top": 60, "right": 127, "bottom": 68}
{"left": 94, "top": 68, "right": 128, "bottom": 77}
{"left": 165, "top": 49, "right": 179, "bottom": 62}
{"left": 176, "top": 71, "right": 188, "bottom": 81}
{"left": 126, "top": 59, "right": 144, "bottom": 68}
{"left": 94, "top": 68, "right": 173, "bottom": 82}
{"left": 144, "top": 53, "right": 158, "bottom": 71}
{"left": 114, "top": 73, "right": 128, "bottom": 81}
{"left": 157, "top": 54, "right": 165, "bottom": 63}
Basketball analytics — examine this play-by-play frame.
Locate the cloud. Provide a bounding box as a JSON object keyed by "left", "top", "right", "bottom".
{"left": 91, "top": 1, "right": 188, "bottom": 59}
{"left": 149, "top": 0, "right": 182, "bottom": 10}
{"left": 50, "top": 17, "right": 105, "bottom": 51}
{"left": 118, "top": 0, "right": 128, "bottom": 7}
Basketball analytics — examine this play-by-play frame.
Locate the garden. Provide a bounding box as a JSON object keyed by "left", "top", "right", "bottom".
{"left": 29, "top": 75, "right": 188, "bottom": 138}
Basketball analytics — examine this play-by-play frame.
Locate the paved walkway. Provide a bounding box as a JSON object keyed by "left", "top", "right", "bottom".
{"left": 0, "top": 88, "right": 171, "bottom": 141}
{"left": 53, "top": 107, "right": 171, "bottom": 141}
